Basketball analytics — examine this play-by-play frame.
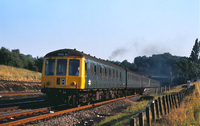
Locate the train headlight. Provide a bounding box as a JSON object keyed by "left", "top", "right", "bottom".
{"left": 71, "top": 81, "right": 77, "bottom": 86}
{"left": 47, "top": 81, "right": 51, "bottom": 85}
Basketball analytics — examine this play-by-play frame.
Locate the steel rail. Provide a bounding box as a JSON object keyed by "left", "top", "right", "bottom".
{"left": 0, "top": 107, "right": 50, "bottom": 120}
{"left": 0, "top": 100, "right": 45, "bottom": 107}
{"left": 0, "top": 94, "right": 138, "bottom": 126}
{"left": 0, "top": 92, "right": 42, "bottom": 97}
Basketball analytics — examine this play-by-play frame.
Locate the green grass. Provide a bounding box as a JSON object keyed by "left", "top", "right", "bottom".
{"left": 0, "top": 65, "right": 41, "bottom": 81}
{"left": 97, "top": 100, "right": 149, "bottom": 126}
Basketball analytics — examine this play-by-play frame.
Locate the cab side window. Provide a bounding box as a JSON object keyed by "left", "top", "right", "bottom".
{"left": 45, "top": 59, "right": 55, "bottom": 76}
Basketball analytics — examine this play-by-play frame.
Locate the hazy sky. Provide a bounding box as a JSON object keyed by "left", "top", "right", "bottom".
{"left": 0, "top": 0, "right": 199, "bottom": 62}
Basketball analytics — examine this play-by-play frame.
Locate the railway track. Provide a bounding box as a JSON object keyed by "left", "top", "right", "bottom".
{"left": 0, "top": 92, "right": 42, "bottom": 97}
{"left": 0, "top": 94, "right": 138, "bottom": 126}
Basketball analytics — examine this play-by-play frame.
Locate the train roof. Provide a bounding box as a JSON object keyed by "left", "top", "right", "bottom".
{"left": 45, "top": 49, "right": 85, "bottom": 57}
{"left": 44, "top": 49, "right": 125, "bottom": 70}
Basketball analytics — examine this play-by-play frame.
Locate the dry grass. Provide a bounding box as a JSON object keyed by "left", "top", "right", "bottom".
{"left": 152, "top": 82, "right": 200, "bottom": 126}
{"left": 0, "top": 65, "right": 41, "bottom": 82}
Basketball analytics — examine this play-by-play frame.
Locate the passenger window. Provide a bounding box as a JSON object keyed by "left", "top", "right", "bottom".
{"left": 69, "top": 59, "right": 80, "bottom": 76}
{"left": 56, "top": 59, "right": 67, "bottom": 76}
{"left": 45, "top": 59, "right": 55, "bottom": 76}
{"left": 109, "top": 68, "right": 111, "bottom": 77}
{"left": 94, "top": 65, "right": 97, "bottom": 75}
{"left": 100, "top": 66, "right": 102, "bottom": 76}
{"left": 105, "top": 68, "right": 107, "bottom": 76}
{"left": 120, "top": 72, "right": 122, "bottom": 80}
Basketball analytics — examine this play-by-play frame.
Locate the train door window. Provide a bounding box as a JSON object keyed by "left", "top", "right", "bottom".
{"left": 69, "top": 59, "right": 80, "bottom": 76}
{"left": 56, "top": 59, "right": 67, "bottom": 76}
{"left": 94, "top": 65, "right": 97, "bottom": 75}
{"left": 85, "top": 63, "right": 87, "bottom": 75}
{"left": 45, "top": 59, "right": 55, "bottom": 76}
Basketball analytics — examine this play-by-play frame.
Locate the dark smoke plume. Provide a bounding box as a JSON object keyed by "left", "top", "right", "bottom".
{"left": 109, "top": 48, "right": 127, "bottom": 60}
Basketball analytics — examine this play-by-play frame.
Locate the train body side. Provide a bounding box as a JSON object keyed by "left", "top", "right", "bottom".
{"left": 84, "top": 58, "right": 126, "bottom": 89}
{"left": 126, "top": 70, "right": 160, "bottom": 89}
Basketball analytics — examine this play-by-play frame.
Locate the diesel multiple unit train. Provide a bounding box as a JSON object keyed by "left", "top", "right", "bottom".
{"left": 41, "top": 49, "right": 159, "bottom": 105}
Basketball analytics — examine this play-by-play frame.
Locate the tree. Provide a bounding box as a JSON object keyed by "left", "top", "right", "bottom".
{"left": 0, "top": 47, "right": 11, "bottom": 65}
{"left": 0, "top": 47, "right": 44, "bottom": 72}
{"left": 35, "top": 57, "right": 44, "bottom": 72}
{"left": 190, "top": 38, "right": 200, "bottom": 63}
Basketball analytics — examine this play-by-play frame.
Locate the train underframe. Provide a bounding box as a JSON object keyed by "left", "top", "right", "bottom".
{"left": 41, "top": 88, "right": 144, "bottom": 106}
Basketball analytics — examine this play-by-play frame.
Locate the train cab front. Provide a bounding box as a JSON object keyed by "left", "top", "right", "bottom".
{"left": 41, "top": 55, "right": 85, "bottom": 97}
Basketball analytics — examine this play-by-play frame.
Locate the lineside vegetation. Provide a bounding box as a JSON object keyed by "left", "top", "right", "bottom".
{"left": 152, "top": 82, "right": 200, "bottom": 126}
{"left": 97, "top": 83, "right": 200, "bottom": 126}
{"left": 0, "top": 65, "right": 41, "bottom": 81}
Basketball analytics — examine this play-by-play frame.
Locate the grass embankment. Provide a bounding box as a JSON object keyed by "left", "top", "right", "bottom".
{"left": 97, "top": 83, "right": 197, "bottom": 126}
{"left": 0, "top": 65, "right": 41, "bottom": 82}
{"left": 152, "top": 82, "right": 200, "bottom": 126}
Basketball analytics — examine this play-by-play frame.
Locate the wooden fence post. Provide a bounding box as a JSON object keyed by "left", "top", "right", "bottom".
{"left": 171, "top": 95, "right": 174, "bottom": 108}
{"left": 158, "top": 97, "right": 163, "bottom": 116}
{"left": 151, "top": 102, "right": 156, "bottom": 122}
{"left": 174, "top": 94, "right": 178, "bottom": 108}
{"left": 155, "top": 99, "right": 160, "bottom": 119}
{"left": 166, "top": 95, "right": 170, "bottom": 113}
{"left": 176, "top": 93, "right": 180, "bottom": 107}
{"left": 162, "top": 96, "right": 167, "bottom": 115}
{"left": 130, "top": 118, "right": 136, "bottom": 126}
{"left": 139, "top": 112, "right": 144, "bottom": 126}
{"left": 146, "top": 107, "right": 151, "bottom": 126}
{"left": 169, "top": 95, "right": 172, "bottom": 109}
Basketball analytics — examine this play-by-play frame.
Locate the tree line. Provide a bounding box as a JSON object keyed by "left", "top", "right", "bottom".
{"left": 108, "top": 38, "right": 200, "bottom": 84}
{"left": 0, "top": 38, "right": 199, "bottom": 84}
{"left": 0, "top": 47, "right": 43, "bottom": 72}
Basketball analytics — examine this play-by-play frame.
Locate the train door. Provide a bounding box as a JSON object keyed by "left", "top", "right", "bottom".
{"left": 85, "top": 59, "right": 89, "bottom": 88}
